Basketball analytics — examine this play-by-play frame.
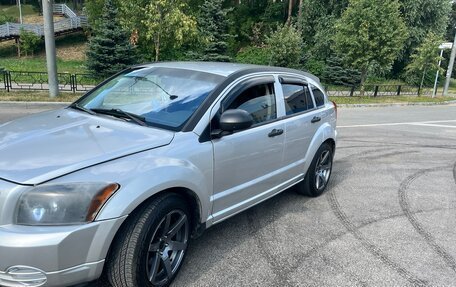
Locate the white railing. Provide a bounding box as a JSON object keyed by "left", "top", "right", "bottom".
{"left": 53, "top": 4, "right": 77, "bottom": 18}
{"left": 0, "top": 4, "right": 86, "bottom": 40}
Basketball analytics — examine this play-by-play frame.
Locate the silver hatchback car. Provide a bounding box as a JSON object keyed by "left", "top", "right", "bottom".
{"left": 0, "top": 62, "right": 336, "bottom": 287}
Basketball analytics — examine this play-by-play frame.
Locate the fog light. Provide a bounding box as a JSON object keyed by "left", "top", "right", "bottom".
{"left": 0, "top": 266, "right": 47, "bottom": 287}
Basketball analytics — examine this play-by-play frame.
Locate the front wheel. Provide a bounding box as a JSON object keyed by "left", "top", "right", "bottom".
{"left": 296, "top": 142, "right": 333, "bottom": 197}
{"left": 106, "top": 193, "right": 190, "bottom": 287}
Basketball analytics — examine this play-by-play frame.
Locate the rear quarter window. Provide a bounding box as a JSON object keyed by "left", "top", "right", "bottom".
{"left": 311, "top": 84, "right": 326, "bottom": 107}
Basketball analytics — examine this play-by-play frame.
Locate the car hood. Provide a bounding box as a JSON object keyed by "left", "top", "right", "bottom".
{"left": 0, "top": 108, "right": 174, "bottom": 185}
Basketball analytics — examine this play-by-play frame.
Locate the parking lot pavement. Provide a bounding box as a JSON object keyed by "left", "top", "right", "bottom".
{"left": 1, "top": 104, "right": 456, "bottom": 286}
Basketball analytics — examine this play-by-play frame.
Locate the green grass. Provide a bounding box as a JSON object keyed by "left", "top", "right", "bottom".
{"left": 0, "top": 4, "right": 36, "bottom": 18}
{"left": 0, "top": 90, "right": 82, "bottom": 102}
{"left": 0, "top": 57, "right": 87, "bottom": 74}
{"left": 330, "top": 96, "right": 456, "bottom": 105}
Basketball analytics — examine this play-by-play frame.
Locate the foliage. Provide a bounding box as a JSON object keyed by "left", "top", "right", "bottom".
{"left": 303, "top": 58, "right": 326, "bottom": 77}
{"left": 142, "top": 0, "right": 197, "bottom": 62}
{"left": 321, "top": 56, "right": 361, "bottom": 86}
{"left": 0, "top": 12, "right": 14, "bottom": 24}
{"left": 266, "top": 24, "right": 303, "bottom": 68}
{"left": 226, "top": 1, "right": 283, "bottom": 53}
{"left": 395, "top": 0, "right": 451, "bottom": 74}
{"left": 235, "top": 46, "right": 269, "bottom": 65}
{"left": 334, "top": 0, "right": 408, "bottom": 93}
{"left": 446, "top": 2, "right": 456, "bottom": 42}
{"left": 198, "top": 0, "right": 232, "bottom": 62}
{"left": 86, "top": 0, "right": 137, "bottom": 78}
{"left": 84, "top": 0, "right": 107, "bottom": 30}
{"left": 19, "top": 29, "right": 42, "bottom": 56}
{"left": 298, "top": 0, "right": 348, "bottom": 57}
{"left": 405, "top": 32, "right": 443, "bottom": 88}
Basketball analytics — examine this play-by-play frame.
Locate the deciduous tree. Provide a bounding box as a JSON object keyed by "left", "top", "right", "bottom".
{"left": 395, "top": 0, "right": 451, "bottom": 74}
{"left": 334, "top": 0, "right": 407, "bottom": 95}
{"left": 406, "top": 32, "right": 443, "bottom": 93}
{"left": 267, "top": 24, "right": 303, "bottom": 68}
{"left": 142, "top": 0, "right": 197, "bottom": 62}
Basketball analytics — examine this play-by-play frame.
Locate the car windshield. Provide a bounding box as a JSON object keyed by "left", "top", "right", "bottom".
{"left": 76, "top": 67, "right": 224, "bottom": 130}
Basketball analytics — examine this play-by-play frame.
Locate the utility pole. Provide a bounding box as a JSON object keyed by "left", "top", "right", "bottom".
{"left": 18, "top": 0, "right": 23, "bottom": 24}
{"left": 42, "top": 0, "right": 59, "bottom": 98}
{"left": 443, "top": 29, "right": 456, "bottom": 97}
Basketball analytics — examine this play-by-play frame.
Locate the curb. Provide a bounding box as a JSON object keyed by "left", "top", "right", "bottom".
{"left": 337, "top": 100, "right": 456, "bottom": 108}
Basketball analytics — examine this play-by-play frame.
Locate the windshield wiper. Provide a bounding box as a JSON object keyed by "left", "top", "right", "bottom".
{"left": 91, "top": 108, "right": 147, "bottom": 126}
{"left": 69, "top": 103, "right": 97, "bottom": 115}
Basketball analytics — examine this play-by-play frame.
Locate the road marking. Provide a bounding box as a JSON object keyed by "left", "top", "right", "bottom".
{"left": 408, "top": 123, "right": 456, "bottom": 129}
{"left": 338, "top": 119, "right": 456, "bottom": 128}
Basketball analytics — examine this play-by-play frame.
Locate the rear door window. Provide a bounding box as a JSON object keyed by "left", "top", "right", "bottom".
{"left": 282, "top": 84, "right": 314, "bottom": 115}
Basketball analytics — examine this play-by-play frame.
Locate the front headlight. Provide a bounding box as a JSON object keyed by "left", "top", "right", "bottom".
{"left": 15, "top": 183, "right": 119, "bottom": 225}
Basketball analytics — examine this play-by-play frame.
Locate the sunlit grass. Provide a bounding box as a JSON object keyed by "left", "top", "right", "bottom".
{"left": 0, "top": 90, "right": 82, "bottom": 102}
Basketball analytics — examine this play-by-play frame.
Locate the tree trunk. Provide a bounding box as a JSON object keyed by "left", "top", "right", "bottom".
{"left": 155, "top": 33, "right": 160, "bottom": 62}
{"left": 360, "top": 68, "right": 368, "bottom": 97}
{"left": 16, "top": 38, "right": 21, "bottom": 58}
{"left": 298, "top": 0, "right": 303, "bottom": 18}
{"left": 287, "top": 0, "right": 294, "bottom": 25}
{"left": 418, "top": 68, "right": 427, "bottom": 97}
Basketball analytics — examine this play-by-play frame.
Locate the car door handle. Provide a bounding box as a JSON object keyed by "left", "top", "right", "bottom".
{"left": 311, "top": 116, "right": 321, "bottom": 123}
{"left": 268, "top": 129, "right": 284, "bottom": 137}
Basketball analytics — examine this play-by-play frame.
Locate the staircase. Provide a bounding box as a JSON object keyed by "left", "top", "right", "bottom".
{"left": 0, "top": 4, "right": 87, "bottom": 42}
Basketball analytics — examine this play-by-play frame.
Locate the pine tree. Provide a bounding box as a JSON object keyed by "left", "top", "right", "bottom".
{"left": 86, "top": 0, "right": 136, "bottom": 78}
{"left": 199, "top": 0, "right": 232, "bottom": 62}
{"left": 322, "top": 56, "right": 361, "bottom": 87}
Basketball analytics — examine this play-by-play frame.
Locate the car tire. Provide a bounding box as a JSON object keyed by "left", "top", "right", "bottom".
{"left": 296, "top": 142, "right": 333, "bottom": 197}
{"left": 106, "top": 193, "right": 190, "bottom": 287}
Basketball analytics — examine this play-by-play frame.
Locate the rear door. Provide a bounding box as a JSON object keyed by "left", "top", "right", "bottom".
{"left": 210, "top": 76, "right": 286, "bottom": 222}
{"left": 278, "top": 76, "right": 324, "bottom": 179}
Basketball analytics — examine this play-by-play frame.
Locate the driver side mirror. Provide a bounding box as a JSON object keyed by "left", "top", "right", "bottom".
{"left": 211, "top": 109, "right": 253, "bottom": 138}
{"left": 220, "top": 109, "right": 253, "bottom": 132}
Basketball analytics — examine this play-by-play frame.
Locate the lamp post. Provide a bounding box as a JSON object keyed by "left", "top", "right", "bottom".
{"left": 433, "top": 43, "right": 452, "bottom": 98}
{"left": 18, "top": 0, "right": 23, "bottom": 24}
{"left": 443, "top": 28, "right": 456, "bottom": 97}
{"left": 42, "top": 0, "right": 59, "bottom": 98}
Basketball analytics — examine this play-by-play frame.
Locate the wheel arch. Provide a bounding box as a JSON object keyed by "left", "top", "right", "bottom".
{"left": 304, "top": 122, "right": 336, "bottom": 171}
{"left": 117, "top": 186, "right": 204, "bottom": 238}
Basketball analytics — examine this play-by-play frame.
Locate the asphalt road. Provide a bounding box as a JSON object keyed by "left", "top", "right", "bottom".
{"left": 1, "top": 103, "right": 456, "bottom": 286}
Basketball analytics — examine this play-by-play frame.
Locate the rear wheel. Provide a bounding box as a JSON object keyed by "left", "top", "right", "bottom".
{"left": 296, "top": 142, "right": 333, "bottom": 197}
{"left": 106, "top": 193, "right": 190, "bottom": 287}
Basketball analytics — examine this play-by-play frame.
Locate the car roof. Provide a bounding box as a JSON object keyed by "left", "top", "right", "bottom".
{"left": 137, "top": 61, "right": 320, "bottom": 83}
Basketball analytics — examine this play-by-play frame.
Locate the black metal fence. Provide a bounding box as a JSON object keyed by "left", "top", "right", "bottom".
{"left": 0, "top": 69, "right": 432, "bottom": 97}
{"left": 325, "top": 84, "right": 432, "bottom": 97}
{"left": 1, "top": 70, "right": 98, "bottom": 93}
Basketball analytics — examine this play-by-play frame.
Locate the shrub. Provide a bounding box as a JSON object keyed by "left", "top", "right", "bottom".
{"left": 19, "top": 29, "right": 43, "bottom": 56}
{"left": 0, "top": 13, "right": 15, "bottom": 25}
{"left": 235, "top": 46, "right": 270, "bottom": 65}
{"left": 266, "top": 24, "right": 303, "bottom": 68}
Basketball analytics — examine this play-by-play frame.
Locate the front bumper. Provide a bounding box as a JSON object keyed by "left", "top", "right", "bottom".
{"left": 0, "top": 217, "right": 126, "bottom": 287}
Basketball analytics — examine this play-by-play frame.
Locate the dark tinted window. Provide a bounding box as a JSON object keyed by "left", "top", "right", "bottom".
{"left": 226, "top": 83, "right": 276, "bottom": 125}
{"left": 282, "top": 84, "right": 314, "bottom": 115}
{"left": 311, "top": 84, "right": 326, "bottom": 107}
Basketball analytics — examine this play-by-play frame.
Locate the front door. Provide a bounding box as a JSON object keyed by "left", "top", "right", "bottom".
{"left": 211, "top": 77, "right": 285, "bottom": 222}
